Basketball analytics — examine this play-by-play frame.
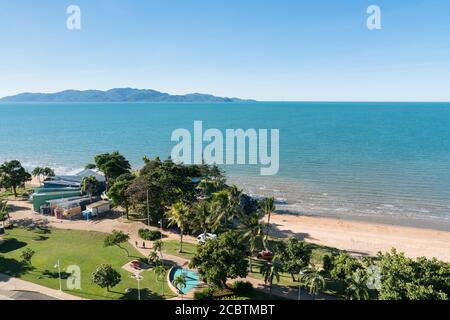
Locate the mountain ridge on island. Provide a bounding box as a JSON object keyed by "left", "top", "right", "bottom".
{"left": 0, "top": 88, "right": 256, "bottom": 103}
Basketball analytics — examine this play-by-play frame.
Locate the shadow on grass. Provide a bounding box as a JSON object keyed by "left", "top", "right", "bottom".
{"left": 0, "top": 256, "right": 33, "bottom": 279}
{"left": 119, "top": 288, "right": 166, "bottom": 300}
{"left": 40, "top": 270, "right": 71, "bottom": 280}
{"left": 0, "top": 238, "right": 27, "bottom": 254}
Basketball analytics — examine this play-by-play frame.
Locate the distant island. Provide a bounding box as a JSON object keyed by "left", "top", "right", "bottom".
{"left": 0, "top": 88, "right": 255, "bottom": 103}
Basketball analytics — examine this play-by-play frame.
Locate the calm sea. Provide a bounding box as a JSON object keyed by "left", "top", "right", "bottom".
{"left": 1, "top": 102, "right": 450, "bottom": 229}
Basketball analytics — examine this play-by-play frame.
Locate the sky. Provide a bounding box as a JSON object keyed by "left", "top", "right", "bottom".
{"left": 0, "top": 0, "right": 449, "bottom": 101}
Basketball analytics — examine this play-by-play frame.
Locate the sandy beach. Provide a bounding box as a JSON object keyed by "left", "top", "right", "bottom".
{"left": 269, "top": 213, "right": 450, "bottom": 261}
{"left": 8, "top": 189, "right": 450, "bottom": 262}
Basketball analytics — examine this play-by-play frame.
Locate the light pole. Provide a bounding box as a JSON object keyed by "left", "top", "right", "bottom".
{"left": 158, "top": 219, "right": 163, "bottom": 240}
{"left": 298, "top": 271, "right": 304, "bottom": 301}
{"left": 54, "top": 260, "right": 62, "bottom": 292}
{"left": 132, "top": 273, "right": 143, "bottom": 301}
{"left": 146, "top": 189, "right": 150, "bottom": 226}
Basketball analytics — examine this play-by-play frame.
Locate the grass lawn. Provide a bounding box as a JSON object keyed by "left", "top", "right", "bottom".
{"left": 162, "top": 240, "right": 197, "bottom": 260}
{"left": 0, "top": 227, "right": 175, "bottom": 300}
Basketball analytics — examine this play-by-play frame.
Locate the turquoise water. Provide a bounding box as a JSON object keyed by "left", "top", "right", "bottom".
{"left": 171, "top": 267, "right": 200, "bottom": 294}
{"left": 1, "top": 102, "right": 450, "bottom": 227}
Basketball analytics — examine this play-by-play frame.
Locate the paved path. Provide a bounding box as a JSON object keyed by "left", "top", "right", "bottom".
{"left": 7, "top": 200, "right": 335, "bottom": 300}
{"left": 0, "top": 273, "right": 82, "bottom": 300}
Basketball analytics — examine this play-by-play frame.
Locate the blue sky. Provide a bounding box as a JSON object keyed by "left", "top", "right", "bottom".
{"left": 0, "top": 0, "right": 449, "bottom": 101}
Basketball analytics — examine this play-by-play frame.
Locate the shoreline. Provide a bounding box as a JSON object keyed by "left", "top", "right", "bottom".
{"left": 228, "top": 174, "right": 450, "bottom": 232}
{"left": 8, "top": 198, "right": 450, "bottom": 262}
{"left": 268, "top": 213, "right": 450, "bottom": 261}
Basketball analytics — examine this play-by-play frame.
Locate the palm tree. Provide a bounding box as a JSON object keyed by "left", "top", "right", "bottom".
{"left": 81, "top": 176, "right": 100, "bottom": 202}
{"left": 191, "top": 201, "right": 214, "bottom": 236}
{"left": 42, "top": 167, "right": 55, "bottom": 179}
{"left": 154, "top": 265, "right": 167, "bottom": 297}
{"left": 211, "top": 189, "right": 232, "bottom": 229}
{"left": 173, "top": 274, "right": 187, "bottom": 300}
{"left": 345, "top": 270, "right": 370, "bottom": 300}
{"left": 301, "top": 266, "right": 325, "bottom": 300}
{"left": 153, "top": 240, "right": 164, "bottom": 260}
{"left": 260, "top": 197, "right": 276, "bottom": 242}
{"left": 32, "top": 167, "right": 44, "bottom": 186}
{"left": 166, "top": 201, "right": 190, "bottom": 253}
{"left": 260, "top": 257, "right": 283, "bottom": 295}
{"left": 241, "top": 211, "right": 264, "bottom": 273}
{"left": 148, "top": 251, "right": 160, "bottom": 266}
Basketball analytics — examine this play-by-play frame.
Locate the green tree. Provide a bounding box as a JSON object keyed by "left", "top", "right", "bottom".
{"left": 377, "top": 249, "right": 449, "bottom": 300}
{"left": 279, "top": 238, "right": 312, "bottom": 282}
{"left": 104, "top": 230, "right": 131, "bottom": 257}
{"left": 260, "top": 197, "right": 275, "bottom": 242}
{"left": 85, "top": 163, "right": 96, "bottom": 170}
{"left": 166, "top": 201, "right": 190, "bottom": 253}
{"left": 20, "top": 248, "right": 35, "bottom": 267}
{"left": 91, "top": 264, "right": 122, "bottom": 292}
{"left": 148, "top": 251, "right": 160, "bottom": 266}
{"left": 173, "top": 274, "right": 187, "bottom": 300}
{"left": 107, "top": 173, "right": 134, "bottom": 219}
{"left": 81, "top": 176, "right": 101, "bottom": 202}
{"left": 241, "top": 210, "right": 264, "bottom": 273}
{"left": 0, "top": 160, "right": 32, "bottom": 198}
{"left": 329, "top": 252, "right": 362, "bottom": 293}
{"left": 32, "top": 167, "right": 44, "bottom": 186}
{"left": 94, "top": 151, "right": 131, "bottom": 188}
{"left": 190, "top": 231, "right": 249, "bottom": 289}
{"left": 191, "top": 201, "right": 214, "bottom": 236}
{"left": 301, "top": 266, "right": 325, "bottom": 299}
{"left": 0, "top": 200, "right": 10, "bottom": 229}
{"left": 154, "top": 265, "right": 168, "bottom": 297}
{"left": 260, "top": 256, "right": 283, "bottom": 295}
{"left": 153, "top": 240, "right": 164, "bottom": 260}
{"left": 345, "top": 269, "right": 370, "bottom": 300}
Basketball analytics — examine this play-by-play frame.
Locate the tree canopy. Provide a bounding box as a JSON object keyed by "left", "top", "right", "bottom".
{"left": 190, "top": 231, "right": 249, "bottom": 289}
{"left": 0, "top": 160, "right": 32, "bottom": 197}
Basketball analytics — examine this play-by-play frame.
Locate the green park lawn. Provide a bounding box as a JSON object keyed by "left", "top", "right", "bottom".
{"left": 0, "top": 227, "right": 175, "bottom": 300}
{"left": 162, "top": 240, "right": 197, "bottom": 260}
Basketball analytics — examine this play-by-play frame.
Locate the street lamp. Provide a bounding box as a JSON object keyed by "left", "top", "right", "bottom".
{"left": 54, "top": 260, "right": 62, "bottom": 292}
{"left": 298, "top": 271, "right": 304, "bottom": 301}
{"left": 132, "top": 273, "right": 143, "bottom": 301}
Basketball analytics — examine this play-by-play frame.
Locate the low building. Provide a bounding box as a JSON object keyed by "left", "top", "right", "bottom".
{"left": 85, "top": 200, "right": 111, "bottom": 217}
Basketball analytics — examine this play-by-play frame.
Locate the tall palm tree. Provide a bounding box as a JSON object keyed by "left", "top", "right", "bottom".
{"left": 191, "top": 201, "right": 214, "bottom": 236}
{"left": 260, "top": 257, "right": 283, "bottom": 295}
{"left": 345, "top": 270, "right": 370, "bottom": 300}
{"left": 81, "top": 176, "right": 100, "bottom": 203}
{"left": 153, "top": 240, "right": 164, "bottom": 260}
{"left": 211, "top": 189, "right": 232, "bottom": 229}
{"left": 32, "top": 167, "right": 44, "bottom": 186}
{"left": 260, "top": 197, "right": 276, "bottom": 242}
{"left": 241, "top": 211, "right": 264, "bottom": 273}
{"left": 166, "top": 201, "right": 190, "bottom": 253}
{"left": 42, "top": 167, "right": 55, "bottom": 179}
{"left": 173, "top": 274, "right": 187, "bottom": 300}
{"left": 301, "top": 266, "right": 326, "bottom": 300}
{"left": 154, "top": 265, "right": 167, "bottom": 297}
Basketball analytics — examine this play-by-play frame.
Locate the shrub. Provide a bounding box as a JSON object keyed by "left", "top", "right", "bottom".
{"left": 138, "top": 229, "right": 162, "bottom": 241}
{"left": 232, "top": 281, "right": 254, "bottom": 295}
{"left": 194, "top": 288, "right": 214, "bottom": 300}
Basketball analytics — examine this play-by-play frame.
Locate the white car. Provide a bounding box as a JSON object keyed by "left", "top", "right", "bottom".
{"left": 197, "top": 233, "right": 217, "bottom": 244}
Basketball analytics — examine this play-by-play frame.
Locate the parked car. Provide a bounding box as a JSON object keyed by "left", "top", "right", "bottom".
{"left": 257, "top": 250, "right": 274, "bottom": 261}
{"left": 197, "top": 233, "right": 217, "bottom": 244}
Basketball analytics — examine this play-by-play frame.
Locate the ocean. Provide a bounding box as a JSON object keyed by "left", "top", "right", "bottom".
{"left": 1, "top": 102, "right": 450, "bottom": 229}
